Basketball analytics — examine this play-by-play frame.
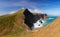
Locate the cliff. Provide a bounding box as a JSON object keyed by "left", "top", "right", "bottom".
{"left": 0, "top": 8, "right": 48, "bottom": 35}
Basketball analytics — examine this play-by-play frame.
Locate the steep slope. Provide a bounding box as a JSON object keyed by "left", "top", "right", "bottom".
{"left": 18, "top": 17, "right": 60, "bottom": 37}
{"left": 0, "top": 8, "right": 48, "bottom": 36}
{"left": 0, "top": 9, "right": 29, "bottom": 35}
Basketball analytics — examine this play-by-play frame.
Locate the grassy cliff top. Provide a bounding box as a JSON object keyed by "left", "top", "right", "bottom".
{"left": 0, "top": 9, "right": 29, "bottom": 35}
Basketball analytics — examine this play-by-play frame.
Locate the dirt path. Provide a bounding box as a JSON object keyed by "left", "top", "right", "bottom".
{"left": 1, "top": 17, "right": 60, "bottom": 37}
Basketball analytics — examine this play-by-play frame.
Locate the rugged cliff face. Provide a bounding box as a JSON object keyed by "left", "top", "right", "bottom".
{"left": 0, "top": 8, "right": 48, "bottom": 35}
{"left": 23, "top": 9, "right": 48, "bottom": 29}
{"left": 23, "top": 9, "right": 35, "bottom": 29}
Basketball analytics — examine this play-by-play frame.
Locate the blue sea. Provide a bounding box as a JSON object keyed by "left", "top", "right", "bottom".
{"left": 31, "top": 16, "right": 57, "bottom": 29}
{"left": 42, "top": 16, "right": 57, "bottom": 26}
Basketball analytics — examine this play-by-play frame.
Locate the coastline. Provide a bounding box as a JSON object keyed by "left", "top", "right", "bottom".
{"left": 21, "top": 17, "right": 60, "bottom": 37}
{"left": 1, "top": 17, "right": 60, "bottom": 37}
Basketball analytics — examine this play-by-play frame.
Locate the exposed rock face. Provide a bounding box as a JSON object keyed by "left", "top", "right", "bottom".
{"left": 0, "top": 8, "right": 48, "bottom": 35}
{"left": 23, "top": 9, "right": 34, "bottom": 29}
{"left": 23, "top": 9, "right": 48, "bottom": 29}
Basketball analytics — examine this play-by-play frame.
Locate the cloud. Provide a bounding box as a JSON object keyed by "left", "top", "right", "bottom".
{"left": 0, "top": 0, "right": 49, "bottom": 8}
{"left": 9, "top": 8, "right": 25, "bottom": 14}
{"left": 0, "top": 12, "right": 8, "bottom": 16}
{"left": 9, "top": 11, "right": 16, "bottom": 14}
{"left": 9, "top": 9, "right": 20, "bottom": 14}
{"left": 28, "top": 8, "right": 43, "bottom": 14}
{"left": 9, "top": 8, "right": 43, "bottom": 14}
{"left": 32, "top": 9, "right": 42, "bottom": 13}
{"left": 42, "top": 9, "right": 60, "bottom": 16}
{"left": 0, "top": 0, "right": 41, "bottom": 15}
{"left": 0, "top": 1, "right": 26, "bottom": 7}
{"left": 0, "top": 0, "right": 60, "bottom": 16}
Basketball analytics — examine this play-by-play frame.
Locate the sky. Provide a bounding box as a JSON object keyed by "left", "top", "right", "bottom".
{"left": 0, "top": 0, "right": 60, "bottom": 16}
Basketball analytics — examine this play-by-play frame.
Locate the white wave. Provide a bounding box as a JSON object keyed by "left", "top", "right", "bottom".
{"left": 48, "top": 18, "right": 54, "bottom": 19}
{"left": 33, "top": 20, "right": 43, "bottom": 28}
{"left": 42, "top": 20, "right": 45, "bottom": 23}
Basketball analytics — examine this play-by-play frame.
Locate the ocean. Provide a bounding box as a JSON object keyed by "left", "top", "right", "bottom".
{"left": 42, "top": 16, "right": 57, "bottom": 26}
{"left": 31, "top": 16, "right": 57, "bottom": 29}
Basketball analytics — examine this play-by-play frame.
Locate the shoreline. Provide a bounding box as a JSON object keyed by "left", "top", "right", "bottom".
{"left": 1, "top": 17, "right": 60, "bottom": 37}
{"left": 20, "top": 17, "right": 60, "bottom": 37}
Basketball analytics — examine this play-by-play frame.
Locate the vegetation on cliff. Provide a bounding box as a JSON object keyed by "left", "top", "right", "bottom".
{"left": 0, "top": 9, "right": 29, "bottom": 35}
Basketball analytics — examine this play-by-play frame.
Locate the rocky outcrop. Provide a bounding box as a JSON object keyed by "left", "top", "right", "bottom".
{"left": 0, "top": 8, "right": 48, "bottom": 35}
{"left": 23, "top": 9, "right": 48, "bottom": 29}
{"left": 23, "top": 9, "right": 35, "bottom": 29}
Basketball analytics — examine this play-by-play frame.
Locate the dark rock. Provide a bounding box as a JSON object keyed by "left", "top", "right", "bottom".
{"left": 23, "top": 9, "right": 48, "bottom": 29}
{"left": 23, "top": 9, "right": 34, "bottom": 29}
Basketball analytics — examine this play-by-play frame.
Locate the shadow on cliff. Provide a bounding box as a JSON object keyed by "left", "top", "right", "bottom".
{"left": 23, "top": 9, "right": 48, "bottom": 30}
{"left": 23, "top": 9, "right": 34, "bottom": 30}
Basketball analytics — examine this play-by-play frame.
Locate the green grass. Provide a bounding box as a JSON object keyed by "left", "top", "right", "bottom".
{"left": 0, "top": 9, "right": 29, "bottom": 35}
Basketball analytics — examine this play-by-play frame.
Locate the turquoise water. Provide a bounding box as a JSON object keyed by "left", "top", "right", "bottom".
{"left": 31, "top": 16, "right": 57, "bottom": 29}
{"left": 42, "top": 16, "right": 57, "bottom": 26}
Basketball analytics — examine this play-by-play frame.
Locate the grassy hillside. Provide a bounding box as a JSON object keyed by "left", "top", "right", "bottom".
{"left": 0, "top": 9, "right": 29, "bottom": 35}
